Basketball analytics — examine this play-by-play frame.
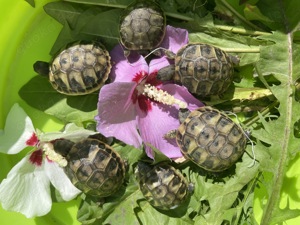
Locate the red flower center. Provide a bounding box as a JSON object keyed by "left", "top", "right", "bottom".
{"left": 29, "top": 149, "right": 43, "bottom": 167}
{"left": 131, "top": 70, "right": 162, "bottom": 113}
{"left": 26, "top": 133, "right": 38, "bottom": 146}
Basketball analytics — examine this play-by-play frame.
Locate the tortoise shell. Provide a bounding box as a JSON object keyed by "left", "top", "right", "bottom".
{"left": 135, "top": 162, "right": 192, "bottom": 210}
{"left": 49, "top": 42, "right": 111, "bottom": 95}
{"left": 173, "top": 43, "right": 235, "bottom": 97}
{"left": 60, "top": 136, "right": 126, "bottom": 197}
{"left": 119, "top": 0, "right": 166, "bottom": 55}
{"left": 176, "top": 106, "right": 246, "bottom": 172}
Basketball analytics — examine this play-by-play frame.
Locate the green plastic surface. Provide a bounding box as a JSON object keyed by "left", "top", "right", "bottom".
{"left": 0, "top": 0, "right": 299, "bottom": 224}
{"left": 0, "top": 0, "right": 80, "bottom": 224}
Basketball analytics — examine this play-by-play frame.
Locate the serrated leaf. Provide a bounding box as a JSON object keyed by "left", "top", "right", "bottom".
{"left": 250, "top": 1, "right": 300, "bottom": 223}
{"left": 19, "top": 76, "right": 98, "bottom": 126}
{"left": 269, "top": 204, "right": 300, "bottom": 224}
{"left": 188, "top": 30, "right": 264, "bottom": 66}
{"left": 77, "top": 195, "right": 104, "bottom": 224}
{"left": 192, "top": 151, "right": 259, "bottom": 224}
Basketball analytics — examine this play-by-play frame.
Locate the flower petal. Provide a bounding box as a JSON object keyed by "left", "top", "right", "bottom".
{"left": 40, "top": 123, "right": 96, "bottom": 143}
{"left": 44, "top": 160, "right": 81, "bottom": 201}
{"left": 137, "top": 102, "right": 182, "bottom": 159}
{"left": 96, "top": 82, "right": 142, "bottom": 148}
{"left": 110, "top": 45, "right": 149, "bottom": 82}
{"left": 149, "top": 55, "right": 171, "bottom": 73}
{"left": 160, "top": 25, "right": 189, "bottom": 53}
{"left": 0, "top": 104, "right": 36, "bottom": 154}
{"left": 0, "top": 156, "right": 52, "bottom": 218}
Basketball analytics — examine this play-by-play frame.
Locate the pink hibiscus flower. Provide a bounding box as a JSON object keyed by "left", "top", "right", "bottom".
{"left": 95, "top": 26, "right": 204, "bottom": 159}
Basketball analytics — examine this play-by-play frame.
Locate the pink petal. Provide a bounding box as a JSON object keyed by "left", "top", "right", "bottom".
{"left": 137, "top": 102, "right": 182, "bottom": 159}
{"left": 110, "top": 45, "right": 149, "bottom": 82}
{"left": 96, "top": 82, "right": 142, "bottom": 148}
{"left": 149, "top": 55, "right": 171, "bottom": 73}
{"left": 160, "top": 25, "right": 189, "bottom": 53}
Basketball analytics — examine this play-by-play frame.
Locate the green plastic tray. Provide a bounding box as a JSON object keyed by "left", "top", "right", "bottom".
{"left": 0, "top": 0, "right": 299, "bottom": 224}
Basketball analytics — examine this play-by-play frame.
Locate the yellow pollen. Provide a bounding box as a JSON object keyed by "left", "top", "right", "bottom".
{"left": 143, "top": 84, "right": 187, "bottom": 108}
{"left": 41, "top": 142, "right": 68, "bottom": 167}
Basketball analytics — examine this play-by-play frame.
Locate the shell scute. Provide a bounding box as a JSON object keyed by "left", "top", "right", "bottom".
{"left": 48, "top": 42, "right": 111, "bottom": 95}
{"left": 135, "top": 163, "right": 191, "bottom": 210}
{"left": 120, "top": 1, "right": 166, "bottom": 54}
{"left": 176, "top": 106, "right": 247, "bottom": 172}
{"left": 173, "top": 43, "right": 235, "bottom": 97}
{"left": 57, "top": 137, "right": 126, "bottom": 197}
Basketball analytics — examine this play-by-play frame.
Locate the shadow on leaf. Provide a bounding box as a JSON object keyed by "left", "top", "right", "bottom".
{"left": 19, "top": 75, "right": 98, "bottom": 113}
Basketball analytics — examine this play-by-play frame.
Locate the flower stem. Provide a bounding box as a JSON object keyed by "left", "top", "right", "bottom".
{"left": 215, "top": 25, "right": 271, "bottom": 36}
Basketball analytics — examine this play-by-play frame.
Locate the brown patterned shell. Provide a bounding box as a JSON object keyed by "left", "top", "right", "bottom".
{"left": 119, "top": 0, "right": 166, "bottom": 53}
{"left": 174, "top": 43, "right": 234, "bottom": 97}
{"left": 64, "top": 137, "right": 125, "bottom": 197}
{"left": 135, "top": 162, "right": 192, "bottom": 210}
{"left": 176, "top": 106, "right": 246, "bottom": 172}
{"left": 49, "top": 42, "right": 111, "bottom": 95}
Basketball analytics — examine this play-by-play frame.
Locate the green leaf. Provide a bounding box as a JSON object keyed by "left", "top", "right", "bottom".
{"left": 269, "top": 206, "right": 300, "bottom": 225}
{"left": 192, "top": 151, "right": 260, "bottom": 224}
{"left": 44, "top": 2, "right": 122, "bottom": 54}
{"left": 44, "top": 1, "right": 87, "bottom": 26}
{"left": 250, "top": 1, "right": 300, "bottom": 222}
{"left": 77, "top": 194, "right": 104, "bottom": 224}
{"left": 244, "top": 4, "right": 273, "bottom": 23}
{"left": 19, "top": 76, "right": 98, "bottom": 126}
{"left": 62, "top": 0, "right": 131, "bottom": 8}
{"left": 25, "top": 0, "right": 35, "bottom": 7}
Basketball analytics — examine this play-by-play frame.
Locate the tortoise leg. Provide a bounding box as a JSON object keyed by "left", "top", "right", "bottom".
{"left": 163, "top": 129, "right": 177, "bottom": 139}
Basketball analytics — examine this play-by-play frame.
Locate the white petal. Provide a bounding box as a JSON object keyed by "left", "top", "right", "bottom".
{"left": 0, "top": 103, "right": 36, "bottom": 154}
{"left": 44, "top": 160, "right": 81, "bottom": 201}
{"left": 40, "top": 123, "right": 96, "bottom": 143}
{"left": 0, "top": 156, "right": 52, "bottom": 218}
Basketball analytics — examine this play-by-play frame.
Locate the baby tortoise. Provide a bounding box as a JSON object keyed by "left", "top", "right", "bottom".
{"left": 119, "top": 0, "right": 166, "bottom": 57}
{"left": 52, "top": 134, "right": 126, "bottom": 197}
{"left": 168, "top": 106, "right": 247, "bottom": 172}
{"left": 157, "top": 43, "right": 239, "bottom": 97}
{"left": 135, "top": 161, "right": 193, "bottom": 210}
{"left": 34, "top": 41, "right": 111, "bottom": 95}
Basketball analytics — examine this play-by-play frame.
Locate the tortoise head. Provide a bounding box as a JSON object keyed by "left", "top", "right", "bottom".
{"left": 135, "top": 161, "right": 153, "bottom": 180}
{"left": 178, "top": 108, "right": 190, "bottom": 124}
{"left": 33, "top": 61, "right": 50, "bottom": 77}
{"left": 52, "top": 139, "right": 75, "bottom": 157}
